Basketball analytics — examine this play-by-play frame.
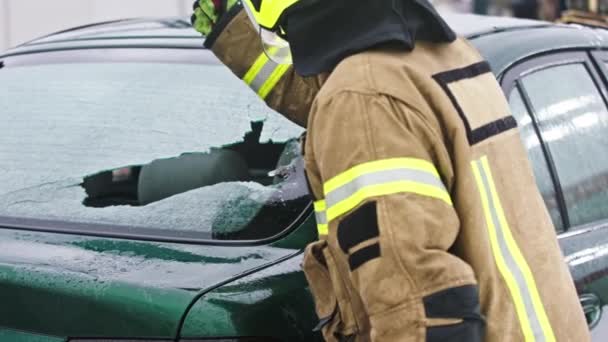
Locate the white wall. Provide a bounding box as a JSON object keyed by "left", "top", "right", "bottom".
{"left": 0, "top": 0, "right": 192, "bottom": 52}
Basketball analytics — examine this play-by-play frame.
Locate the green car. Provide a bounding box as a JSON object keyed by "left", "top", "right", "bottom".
{"left": 1, "top": 13, "right": 608, "bottom": 341}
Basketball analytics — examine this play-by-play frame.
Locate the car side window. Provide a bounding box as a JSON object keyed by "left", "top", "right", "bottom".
{"left": 508, "top": 88, "right": 564, "bottom": 232}
{"left": 520, "top": 63, "right": 608, "bottom": 228}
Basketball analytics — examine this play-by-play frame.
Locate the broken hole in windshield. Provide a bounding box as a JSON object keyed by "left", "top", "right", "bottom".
{"left": 81, "top": 121, "right": 292, "bottom": 207}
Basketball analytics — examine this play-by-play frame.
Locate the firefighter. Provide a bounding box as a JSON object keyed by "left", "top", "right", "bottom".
{"left": 191, "top": 0, "right": 590, "bottom": 341}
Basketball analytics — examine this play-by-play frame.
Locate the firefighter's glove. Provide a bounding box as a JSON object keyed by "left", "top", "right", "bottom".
{"left": 191, "top": 0, "right": 239, "bottom": 36}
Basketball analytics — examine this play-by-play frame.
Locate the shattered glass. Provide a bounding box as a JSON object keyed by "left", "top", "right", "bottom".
{"left": 0, "top": 63, "right": 308, "bottom": 240}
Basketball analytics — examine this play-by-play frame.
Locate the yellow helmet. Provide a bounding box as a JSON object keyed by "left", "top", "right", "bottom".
{"left": 242, "top": 0, "right": 316, "bottom": 64}
{"left": 242, "top": 0, "right": 301, "bottom": 31}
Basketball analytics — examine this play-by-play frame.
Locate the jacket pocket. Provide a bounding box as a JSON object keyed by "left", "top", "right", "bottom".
{"left": 303, "top": 240, "right": 360, "bottom": 342}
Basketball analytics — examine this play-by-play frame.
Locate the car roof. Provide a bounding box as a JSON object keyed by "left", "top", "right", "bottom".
{"left": 2, "top": 13, "right": 608, "bottom": 76}
{"left": 7, "top": 14, "right": 545, "bottom": 49}
{"left": 443, "top": 12, "right": 549, "bottom": 37}
{"left": 27, "top": 17, "right": 197, "bottom": 43}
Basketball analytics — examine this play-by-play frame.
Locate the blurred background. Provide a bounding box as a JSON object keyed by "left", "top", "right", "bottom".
{"left": 0, "top": 0, "right": 193, "bottom": 51}
{"left": 0, "top": 0, "right": 577, "bottom": 52}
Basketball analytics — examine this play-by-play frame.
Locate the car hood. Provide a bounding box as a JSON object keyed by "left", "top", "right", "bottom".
{"left": 0, "top": 227, "right": 302, "bottom": 339}
{"left": 0, "top": 229, "right": 296, "bottom": 289}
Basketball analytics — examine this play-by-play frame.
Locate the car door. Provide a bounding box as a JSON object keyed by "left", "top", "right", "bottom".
{"left": 502, "top": 50, "right": 608, "bottom": 340}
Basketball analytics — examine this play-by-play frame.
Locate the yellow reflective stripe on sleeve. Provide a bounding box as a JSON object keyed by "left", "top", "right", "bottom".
{"left": 258, "top": 63, "right": 290, "bottom": 99}
{"left": 323, "top": 158, "right": 452, "bottom": 223}
{"left": 316, "top": 223, "right": 328, "bottom": 236}
{"left": 472, "top": 159, "right": 534, "bottom": 341}
{"left": 314, "top": 200, "right": 328, "bottom": 236}
{"left": 472, "top": 156, "right": 555, "bottom": 342}
{"left": 242, "top": 52, "right": 289, "bottom": 100}
{"left": 326, "top": 182, "right": 451, "bottom": 223}
{"left": 481, "top": 156, "right": 556, "bottom": 342}
{"left": 324, "top": 158, "right": 440, "bottom": 194}
{"left": 313, "top": 199, "right": 326, "bottom": 212}
{"left": 243, "top": 53, "right": 269, "bottom": 85}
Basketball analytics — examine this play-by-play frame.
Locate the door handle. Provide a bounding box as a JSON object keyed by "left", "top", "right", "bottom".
{"left": 580, "top": 293, "right": 602, "bottom": 329}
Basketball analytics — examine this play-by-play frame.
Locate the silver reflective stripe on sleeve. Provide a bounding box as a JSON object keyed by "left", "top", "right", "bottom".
{"left": 322, "top": 158, "right": 452, "bottom": 223}
{"left": 242, "top": 52, "right": 290, "bottom": 100}
{"left": 314, "top": 200, "right": 328, "bottom": 236}
{"left": 325, "top": 168, "right": 447, "bottom": 210}
{"left": 249, "top": 59, "right": 278, "bottom": 95}
{"left": 472, "top": 156, "right": 555, "bottom": 342}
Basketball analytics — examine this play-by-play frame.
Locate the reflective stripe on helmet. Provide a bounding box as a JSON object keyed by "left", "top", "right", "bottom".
{"left": 472, "top": 156, "right": 556, "bottom": 342}
{"left": 323, "top": 158, "right": 452, "bottom": 223}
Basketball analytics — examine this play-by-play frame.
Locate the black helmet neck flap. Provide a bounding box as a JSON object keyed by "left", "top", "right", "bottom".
{"left": 283, "top": 0, "right": 456, "bottom": 76}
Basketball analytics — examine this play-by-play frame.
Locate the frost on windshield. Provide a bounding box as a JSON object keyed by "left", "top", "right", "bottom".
{"left": 0, "top": 63, "right": 308, "bottom": 240}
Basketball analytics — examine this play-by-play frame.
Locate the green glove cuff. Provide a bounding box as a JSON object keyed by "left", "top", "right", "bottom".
{"left": 191, "top": 0, "right": 240, "bottom": 36}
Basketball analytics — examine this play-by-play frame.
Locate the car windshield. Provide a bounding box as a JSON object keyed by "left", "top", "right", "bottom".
{"left": 0, "top": 61, "right": 308, "bottom": 241}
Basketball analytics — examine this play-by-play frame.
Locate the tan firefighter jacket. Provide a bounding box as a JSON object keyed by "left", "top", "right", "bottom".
{"left": 203, "top": 6, "right": 590, "bottom": 342}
